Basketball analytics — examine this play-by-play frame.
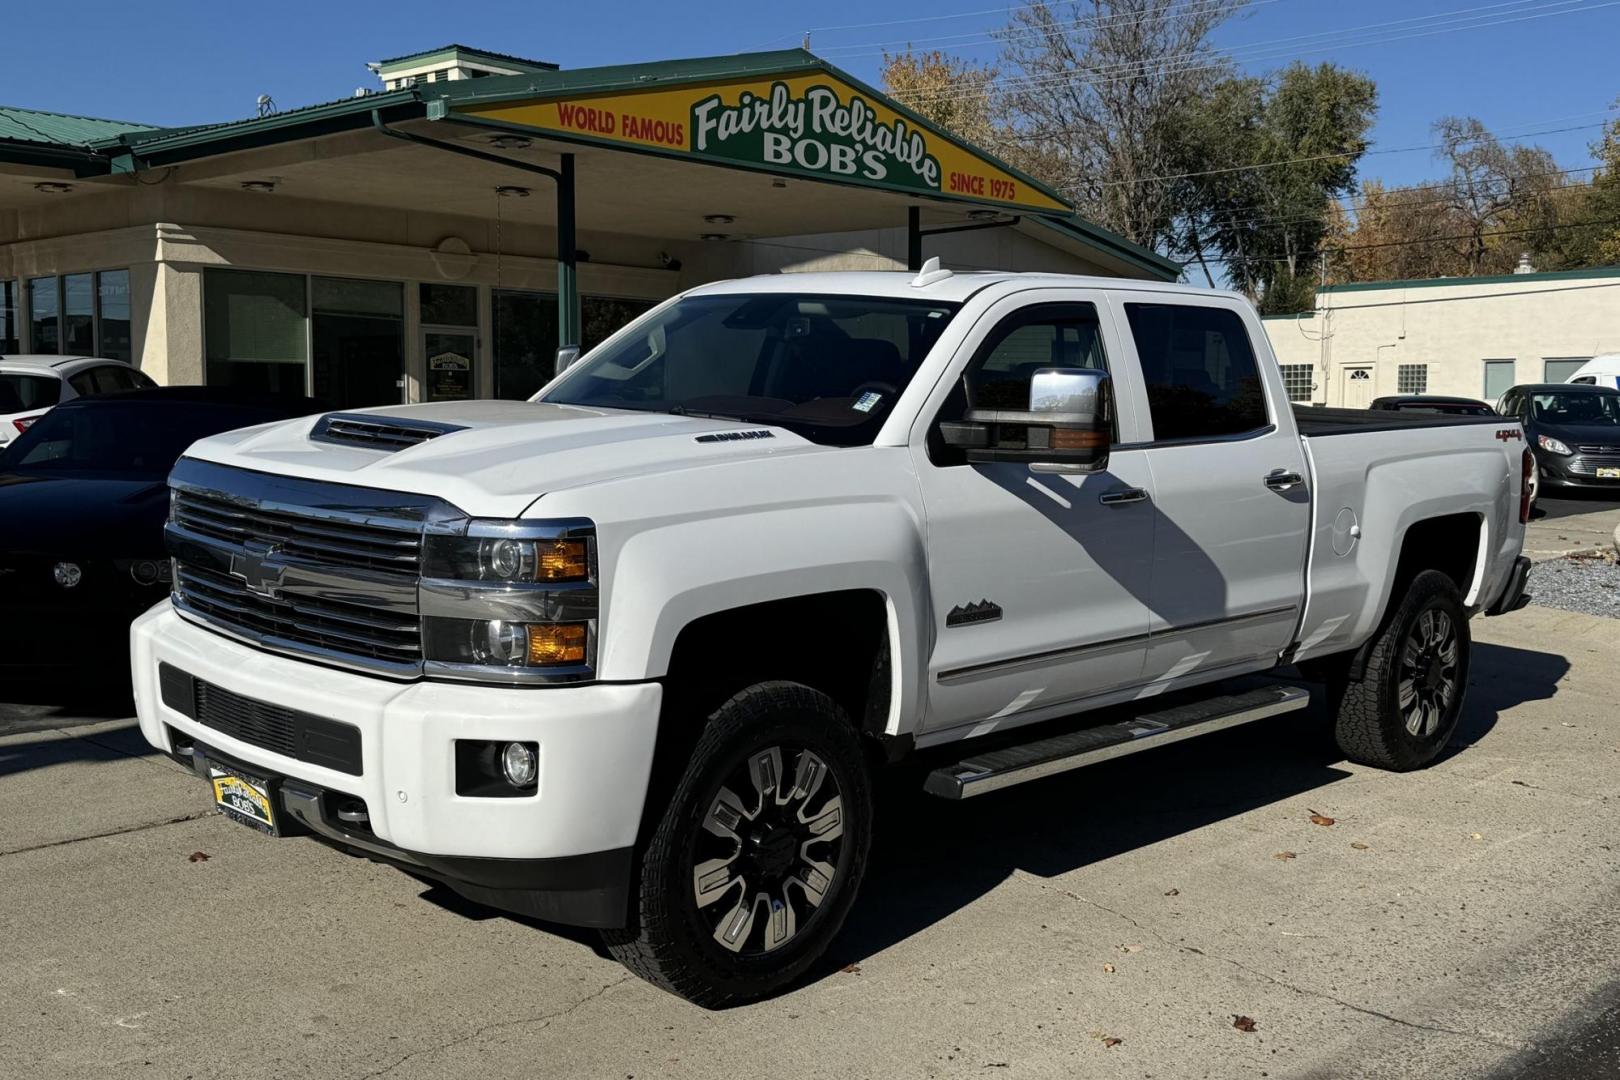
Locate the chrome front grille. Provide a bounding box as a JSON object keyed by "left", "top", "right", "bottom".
{"left": 166, "top": 459, "right": 462, "bottom": 678}
{"left": 172, "top": 490, "right": 421, "bottom": 576}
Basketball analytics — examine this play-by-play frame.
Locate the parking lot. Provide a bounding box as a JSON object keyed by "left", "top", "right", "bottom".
{"left": 4, "top": 583, "right": 1619, "bottom": 1079}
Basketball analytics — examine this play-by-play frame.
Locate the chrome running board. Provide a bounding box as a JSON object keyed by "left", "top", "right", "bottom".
{"left": 923, "top": 685, "right": 1311, "bottom": 800}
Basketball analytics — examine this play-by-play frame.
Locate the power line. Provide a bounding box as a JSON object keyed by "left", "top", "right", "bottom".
{"left": 1214, "top": 213, "right": 1620, "bottom": 263}
{"left": 889, "top": 0, "right": 1618, "bottom": 102}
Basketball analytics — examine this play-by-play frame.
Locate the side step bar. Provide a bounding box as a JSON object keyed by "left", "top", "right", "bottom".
{"left": 924, "top": 685, "right": 1310, "bottom": 800}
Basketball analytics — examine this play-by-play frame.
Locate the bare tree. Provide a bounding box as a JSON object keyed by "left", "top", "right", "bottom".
{"left": 996, "top": 0, "right": 1247, "bottom": 248}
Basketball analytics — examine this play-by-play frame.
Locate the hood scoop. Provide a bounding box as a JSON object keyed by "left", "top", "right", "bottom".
{"left": 310, "top": 413, "right": 467, "bottom": 452}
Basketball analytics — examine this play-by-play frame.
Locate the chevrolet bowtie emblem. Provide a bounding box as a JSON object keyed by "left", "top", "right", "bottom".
{"left": 229, "top": 540, "right": 287, "bottom": 600}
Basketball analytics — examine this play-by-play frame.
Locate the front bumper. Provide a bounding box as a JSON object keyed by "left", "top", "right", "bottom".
{"left": 131, "top": 604, "right": 662, "bottom": 926}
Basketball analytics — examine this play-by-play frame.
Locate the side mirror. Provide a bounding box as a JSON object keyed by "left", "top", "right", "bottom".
{"left": 939, "top": 367, "right": 1112, "bottom": 474}
{"left": 554, "top": 344, "right": 582, "bottom": 377}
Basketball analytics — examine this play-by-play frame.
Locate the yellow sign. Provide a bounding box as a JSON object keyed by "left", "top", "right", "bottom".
{"left": 460, "top": 72, "right": 1070, "bottom": 214}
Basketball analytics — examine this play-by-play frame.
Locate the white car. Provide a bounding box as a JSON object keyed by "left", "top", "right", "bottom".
{"left": 133, "top": 265, "right": 1531, "bottom": 1006}
{"left": 0, "top": 355, "right": 158, "bottom": 447}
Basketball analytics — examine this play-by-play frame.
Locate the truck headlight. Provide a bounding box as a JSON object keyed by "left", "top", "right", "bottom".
{"left": 1537, "top": 434, "right": 1572, "bottom": 456}
{"left": 421, "top": 518, "right": 597, "bottom": 682}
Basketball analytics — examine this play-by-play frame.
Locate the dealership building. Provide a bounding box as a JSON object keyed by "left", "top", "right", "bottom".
{"left": 1263, "top": 262, "right": 1620, "bottom": 408}
{"left": 0, "top": 45, "right": 1176, "bottom": 410}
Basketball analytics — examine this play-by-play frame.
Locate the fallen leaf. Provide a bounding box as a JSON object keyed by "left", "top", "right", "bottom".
{"left": 1117, "top": 943, "right": 1144, "bottom": 953}
{"left": 1274, "top": 851, "right": 1297, "bottom": 861}
{"left": 1561, "top": 722, "right": 1576, "bottom": 728}
{"left": 1308, "top": 810, "right": 1336, "bottom": 827}
{"left": 1470, "top": 832, "right": 1484, "bottom": 841}
{"left": 187, "top": 851, "right": 210, "bottom": 862}
{"left": 1164, "top": 887, "right": 1180, "bottom": 897}
{"left": 1350, "top": 842, "right": 1370, "bottom": 851}
{"left": 1102, "top": 963, "right": 1116, "bottom": 974}
{"left": 1232, "top": 1015, "right": 1258, "bottom": 1033}
{"left": 1510, "top": 780, "right": 1530, "bottom": 787}
{"left": 839, "top": 963, "right": 862, "bottom": 974}
{"left": 1101, "top": 1037, "right": 1123, "bottom": 1049}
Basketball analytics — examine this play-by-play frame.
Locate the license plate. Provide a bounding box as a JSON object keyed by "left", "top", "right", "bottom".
{"left": 1598, "top": 467, "right": 1620, "bottom": 479}
{"left": 209, "top": 763, "right": 279, "bottom": 836}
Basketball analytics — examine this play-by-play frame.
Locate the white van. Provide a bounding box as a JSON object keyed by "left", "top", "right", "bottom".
{"left": 1565, "top": 354, "right": 1620, "bottom": 388}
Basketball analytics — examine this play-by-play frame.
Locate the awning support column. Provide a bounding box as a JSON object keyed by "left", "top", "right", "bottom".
{"left": 907, "top": 207, "right": 922, "bottom": 271}
{"left": 557, "top": 153, "right": 579, "bottom": 351}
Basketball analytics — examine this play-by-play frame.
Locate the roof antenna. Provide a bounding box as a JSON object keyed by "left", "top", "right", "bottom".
{"left": 256, "top": 94, "right": 276, "bottom": 118}
{"left": 910, "top": 256, "right": 953, "bottom": 288}
{"left": 802, "top": 31, "right": 812, "bottom": 50}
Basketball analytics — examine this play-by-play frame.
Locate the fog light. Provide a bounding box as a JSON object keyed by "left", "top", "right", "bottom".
{"left": 130, "top": 559, "right": 161, "bottom": 585}
{"left": 53, "top": 562, "right": 82, "bottom": 588}
{"left": 501, "top": 742, "right": 538, "bottom": 788}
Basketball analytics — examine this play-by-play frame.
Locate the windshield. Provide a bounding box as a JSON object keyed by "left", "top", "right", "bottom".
{"left": 1529, "top": 392, "right": 1620, "bottom": 426}
{"left": 0, "top": 373, "right": 61, "bottom": 413}
{"left": 540, "top": 293, "right": 960, "bottom": 447}
{"left": 1, "top": 401, "right": 280, "bottom": 478}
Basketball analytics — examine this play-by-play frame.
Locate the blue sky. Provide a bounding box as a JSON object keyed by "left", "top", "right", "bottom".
{"left": 3, "top": 0, "right": 1616, "bottom": 191}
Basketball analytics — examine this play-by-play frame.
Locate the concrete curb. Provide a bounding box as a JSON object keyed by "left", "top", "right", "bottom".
{"left": 1613, "top": 521, "right": 1620, "bottom": 556}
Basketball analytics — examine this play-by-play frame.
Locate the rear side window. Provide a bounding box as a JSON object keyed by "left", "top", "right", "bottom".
{"left": 1125, "top": 303, "right": 1267, "bottom": 441}
{"left": 0, "top": 373, "right": 61, "bottom": 412}
{"left": 90, "top": 365, "right": 144, "bottom": 394}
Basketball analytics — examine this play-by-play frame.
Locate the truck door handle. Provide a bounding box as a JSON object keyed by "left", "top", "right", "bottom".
{"left": 1264, "top": 470, "right": 1305, "bottom": 492}
{"left": 1098, "top": 487, "right": 1150, "bottom": 506}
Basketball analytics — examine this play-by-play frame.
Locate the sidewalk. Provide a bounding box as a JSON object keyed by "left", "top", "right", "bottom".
{"left": 1523, "top": 501, "right": 1620, "bottom": 561}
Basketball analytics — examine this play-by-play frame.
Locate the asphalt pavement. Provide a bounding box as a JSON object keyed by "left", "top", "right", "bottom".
{"left": 3, "top": 604, "right": 1619, "bottom": 1080}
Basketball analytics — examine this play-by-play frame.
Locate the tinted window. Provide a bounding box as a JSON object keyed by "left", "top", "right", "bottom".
{"left": 0, "top": 373, "right": 61, "bottom": 412}
{"left": 544, "top": 293, "right": 958, "bottom": 447}
{"left": 4, "top": 402, "right": 289, "bottom": 478}
{"left": 90, "top": 365, "right": 144, "bottom": 394}
{"left": 1126, "top": 303, "right": 1267, "bottom": 441}
{"left": 68, "top": 370, "right": 97, "bottom": 396}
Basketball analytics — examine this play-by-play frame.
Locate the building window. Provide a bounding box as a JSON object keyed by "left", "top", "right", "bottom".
{"left": 583, "top": 296, "right": 656, "bottom": 351}
{"left": 494, "top": 289, "right": 559, "bottom": 401}
{"left": 1397, "top": 364, "right": 1428, "bottom": 394}
{"left": 28, "top": 276, "right": 59, "bottom": 353}
{"left": 1482, "top": 359, "right": 1515, "bottom": 403}
{"left": 1279, "top": 364, "right": 1313, "bottom": 403}
{"left": 420, "top": 283, "right": 478, "bottom": 328}
{"left": 312, "top": 277, "right": 403, "bottom": 409}
{"left": 204, "top": 268, "right": 309, "bottom": 396}
{"left": 1543, "top": 357, "right": 1590, "bottom": 383}
{"left": 62, "top": 273, "right": 95, "bottom": 355}
{"left": 0, "top": 281, "right": 17, "bottom": 353}
{"left": 98, "top": 270, "right": 132, "bottom": 362}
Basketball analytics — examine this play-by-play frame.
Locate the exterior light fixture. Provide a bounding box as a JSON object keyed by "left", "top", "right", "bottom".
{"left": 496, "top": 185, "right": 531, "bottom": 198}
{"left": 771, "top": 179, "right": 788, "bottom": 189}
{"left": 699, "top": 233, "right": 731, "bottom": 242}
{"left": 489, "top": 135, "right": 532, "bottom": 150}
{"left": 240, "top": 180, "right": 277, "bottom": 193}
{"left": 703, "top": 213, "right": 736, "bottom": 225}
{"left": 33, "top": 182, "right": 73, "bottom": 194}
{"left": 967, "top": 209, "right": 1001, "bottom": 221}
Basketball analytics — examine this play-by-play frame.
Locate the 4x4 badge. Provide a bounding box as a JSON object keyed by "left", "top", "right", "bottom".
{"left": 229, "top": 540, "right": 287, "bottom": 600}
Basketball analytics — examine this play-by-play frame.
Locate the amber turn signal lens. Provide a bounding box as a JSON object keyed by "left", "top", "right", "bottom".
{"left": 526, "top": 622, "right": 588, "bottom": 665}
{"left": 1050, "top": 428, "right": 1107, "bottom": 450}
{"left": 537, "top": 539, "right": 590, "bottom": 581}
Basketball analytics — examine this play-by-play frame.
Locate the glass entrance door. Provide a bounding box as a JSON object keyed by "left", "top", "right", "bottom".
{"left": 424, "top": 329, "right": 477, "bottom": 402}
{"left": 312, "top": 277, "right": 404, "bottom": 410}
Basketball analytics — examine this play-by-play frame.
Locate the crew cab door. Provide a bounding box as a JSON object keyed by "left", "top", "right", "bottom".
{"left": 1111, "top": 296, "right": 1311, "bottom": 684}
{"left": 910, "top": 293, "right": 1157, "bottom": 735}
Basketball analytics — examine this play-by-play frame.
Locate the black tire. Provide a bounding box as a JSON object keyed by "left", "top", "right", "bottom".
{"left": 604, "top": 681, "right": 873, "bottom": 1007}
{"left": 1331, "top": 569, "right": 1470, "bottom": 771}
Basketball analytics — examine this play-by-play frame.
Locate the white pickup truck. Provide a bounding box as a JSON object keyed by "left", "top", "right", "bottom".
{"left": 133, "top": 265, "right": 1532, "bottom": 1006}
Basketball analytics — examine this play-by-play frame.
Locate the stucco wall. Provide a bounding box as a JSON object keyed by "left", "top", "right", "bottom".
{"left": 1262, "top": 271, "right": 1620, "bottom": 407}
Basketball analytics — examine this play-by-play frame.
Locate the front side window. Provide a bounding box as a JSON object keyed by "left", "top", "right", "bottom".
{"left": 1126, "top": 303, "right": 1267, "bottom": 442}
{"left": 543, "top": 293, "right": 959, "bottom": 447}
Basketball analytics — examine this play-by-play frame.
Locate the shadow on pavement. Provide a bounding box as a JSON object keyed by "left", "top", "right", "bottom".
{"left": 0, "top": 721, "right": 155, "bottom": 778}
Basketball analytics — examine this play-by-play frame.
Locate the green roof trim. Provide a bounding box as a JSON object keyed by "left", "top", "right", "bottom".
{"left": 1321, "top": 264, "right": 1620, "bottom": 293}
{"left": 1024, "top": 213, "right": 1181, "bottom": 282}
{"left": 372, "top": 44, "right": 558, "bottom": 75}
{"left": 0, "top": 104, "right": 161, "bottom": 147}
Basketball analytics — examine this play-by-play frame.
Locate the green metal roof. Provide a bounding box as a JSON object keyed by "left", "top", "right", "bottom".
{"left": 0, "top": 104, "right": 160, "bottom": 147}
{"left": 1320, "top": 264, "right": 1620, "bottom": 293}
{"left": 372, "top": 44, "right": 558, "bottom": 75}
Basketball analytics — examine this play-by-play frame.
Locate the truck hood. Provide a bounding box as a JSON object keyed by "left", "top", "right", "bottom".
{"left": 181, "top": 401, "right": 832, "bottom": 518}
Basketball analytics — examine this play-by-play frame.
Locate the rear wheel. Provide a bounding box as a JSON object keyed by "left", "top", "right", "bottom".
{"left": 604, "top": 681, "right": 872, "bottom": 1007}
{"left": 1329, "top": 569, "right": 1470, "bottom": 771}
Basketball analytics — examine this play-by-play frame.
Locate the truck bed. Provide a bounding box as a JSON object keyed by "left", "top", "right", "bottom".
{"left": 1292, "top": 405, "right": 1507, "bottom": 437}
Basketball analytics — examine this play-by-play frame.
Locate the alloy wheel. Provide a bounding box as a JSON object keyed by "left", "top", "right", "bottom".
{"left": 1398, "top": 607, "right": 1459, "bottom": 738}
